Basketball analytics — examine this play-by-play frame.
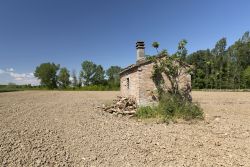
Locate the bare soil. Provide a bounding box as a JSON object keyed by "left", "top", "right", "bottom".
{"left": 0, "top": 91, "right": 250, "bottom": 166}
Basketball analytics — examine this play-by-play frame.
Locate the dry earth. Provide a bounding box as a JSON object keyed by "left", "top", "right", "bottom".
{"left": 0, "top": 91, "right": 250, "bottom": 167}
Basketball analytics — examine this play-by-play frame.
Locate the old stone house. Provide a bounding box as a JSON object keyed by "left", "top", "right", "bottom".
{"left": 120, "top": 41, "right": 191, "bottom": 106}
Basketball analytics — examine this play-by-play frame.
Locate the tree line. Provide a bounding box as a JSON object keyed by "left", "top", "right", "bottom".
{"left": 34, "top": 31, "right": 250, "bottom": 90}
{"left": 186, "top": 31, "right": 250, "bottom": 89}
{"left": 34, "top": 61, "right": 122, "bottom": 90}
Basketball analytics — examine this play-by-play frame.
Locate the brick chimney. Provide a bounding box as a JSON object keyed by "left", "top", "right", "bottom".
{"left": 136, "top": 41, "right": 145, "bottom": 62}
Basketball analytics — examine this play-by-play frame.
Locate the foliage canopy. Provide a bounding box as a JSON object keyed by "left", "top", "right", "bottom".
{"left": 34, "top": 63, "right": 60, "bottom": 89}
{"left": 58, "top": 67, "right": 71, "bottom": 88}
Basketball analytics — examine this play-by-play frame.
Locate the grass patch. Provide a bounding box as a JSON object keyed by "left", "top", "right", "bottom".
{"left": 0, "top": 85, "right": 23, "bottom": 93}
{"left": 136, "top": 93, "right": 204, "bottom": 123}
{"left": 0, "top": 89, "right": 21, "bottom": 93}
{"left": 0, "top": 84, "right": 120, "bottom": 92}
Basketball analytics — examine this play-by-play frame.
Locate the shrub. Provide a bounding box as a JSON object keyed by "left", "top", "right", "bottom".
{"left": 136, "top": 106, "right": 158, "bottom": 119}
{"left": 137, "top": 41, "right": 203, "bottom": 123}
{"left": 136, "top": 93, "right": 203, "bottom": 122}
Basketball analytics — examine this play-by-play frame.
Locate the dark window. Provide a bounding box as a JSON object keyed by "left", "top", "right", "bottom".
{"left": 126, "top": 78, "right": 129, "bottom": 89}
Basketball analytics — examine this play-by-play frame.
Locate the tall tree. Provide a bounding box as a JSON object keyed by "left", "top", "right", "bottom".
{"left": 78, "top": 75, "right": 82, "bottom": 88}
{"left": 92, "top": 65, "right": 105, "bottom": 85}
{"left": 80, "top": 61, "right": 105, "bottom": 85}
{"left": 241, "top": 31, "right": 250, "bottom": 43}
{"left": 187, "top": 50, "right": 207, "bottom": 88}
{"left": 58, "top": 67, "right": 70, "bottom": 88}
{"left": 177, "top": 39, "right": 188, "bottom": 61}
{"left": 34, "top": 63, "right": 60, "bottom": 89}
{"left": 71, "top": 70, "right": 78, "bottom": 88}
{"left": 212, "top": 38, "right": 227, "bottom": 89}
{"left": 243, "top": 66, "right": 250, "bottom": 88}
{"left": 80, "top": 61, "right": 97, "bottom": 86}
{"left": 152, "top": 42, "right": 160, "bottom": 53}
{"left": 106, "top": 66, "right": 122, "bottom": 85}
{"left": 183, "top": 31, "right": 250, "bottom": 89}
{"left": 150, "top": 40, "right": 192, "bottom": 101}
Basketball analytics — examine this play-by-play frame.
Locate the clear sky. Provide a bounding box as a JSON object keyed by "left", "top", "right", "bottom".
{"left": 0, "top": 0, "right": 250, "bottom": 85}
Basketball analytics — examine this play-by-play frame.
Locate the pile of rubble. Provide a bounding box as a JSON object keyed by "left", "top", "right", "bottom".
{"left": 102, "top": 96, "right": 137, "bottom": 115}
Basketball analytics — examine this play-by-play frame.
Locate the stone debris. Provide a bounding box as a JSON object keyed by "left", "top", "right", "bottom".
{"left": 102, "top": 96, "right": 137, "bottom": 115}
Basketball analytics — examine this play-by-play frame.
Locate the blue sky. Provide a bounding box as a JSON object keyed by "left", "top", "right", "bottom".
{"left": 0, "top": 0, "right": 250, "bottom": 85}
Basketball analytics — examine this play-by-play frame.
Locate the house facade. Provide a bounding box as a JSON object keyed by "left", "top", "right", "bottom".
{"left": 120, "top": 41, "right": 191, "bottom": 106}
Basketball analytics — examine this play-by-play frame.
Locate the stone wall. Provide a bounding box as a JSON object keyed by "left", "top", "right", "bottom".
{"left": 138, "top": 62, "right": 191, "bottom": 106}
{"left": 120, "top": 68, "right": 140, "bottom": 104}
{"left": 138, "top": 63, "right": 157, "bottom": 105}
{"left": 120, "top": 61, "right": 191, "bottom": 106}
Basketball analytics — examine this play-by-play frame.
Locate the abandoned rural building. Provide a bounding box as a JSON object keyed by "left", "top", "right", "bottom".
{"left": 120, "top": 41, "right": 191, "bottom": 106}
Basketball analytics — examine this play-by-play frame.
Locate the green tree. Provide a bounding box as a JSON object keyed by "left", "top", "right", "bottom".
{"left": 80, "top": 61, "right": 97, "bottom": 86}
{"left": 152, "top": 42, "right": 160, "bottom": 53}
{"left": 58, "top": 67, "right": 70, "bottom": 88}
{"left": 92, "top": 65, "right": 105, "bottom": 85}
{"left": 227, "top": 31, "right": 250, "bottom": 88}
{"left": 243, "top": 66, "right": 250, "bottom": 88}
{"left": 78, "top": 75, "right": 82, "bottom": 88}
{"left": 34, "top": 63, "right": 60, "bottom": 89}
{"left": 212, "top": 38, "right": 227, "bottom": 89}
{"left": 106, "top": 66, "right": 122, "bottom": 86}
{"left": 179, "top": 31, "right": 250, "bottom": 90}
{"left": 160, "top": 49, "right": 168, "bottom": 55}
{"left": 71, "top": 70, "right": 78, "bottom": 88}
{"left": 241, "top": 31, "right": 250, "bottom": 43}
{"left": 80, "top": 61, "right": 105, "bottom": 85}
{"left": 150, "top": 40, "right": 192, "bottom": 101}
{"left": 177, "top": 39, "right": 188, "bottom": 61}
{"left": 187, "top": 49, "right": 214, "bottom": 89}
